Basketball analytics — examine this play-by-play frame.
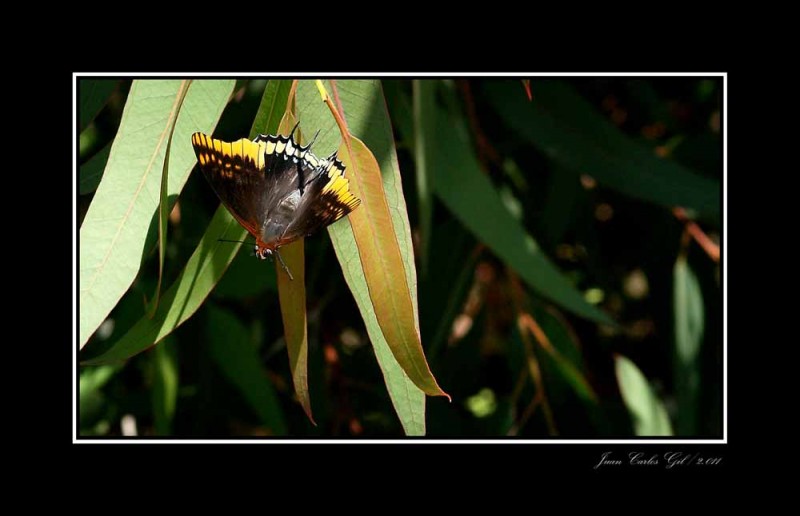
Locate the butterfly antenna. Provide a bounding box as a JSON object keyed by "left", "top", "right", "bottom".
{"left": 274, "top": 249, "right": 295, "bottom": 281}
{"left": 217, "top": 238, "right": 250, "bottom": 244}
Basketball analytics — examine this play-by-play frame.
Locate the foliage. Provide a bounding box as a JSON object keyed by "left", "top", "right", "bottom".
{"left": 78, "top": 77, "right": 722, "bottom": 438}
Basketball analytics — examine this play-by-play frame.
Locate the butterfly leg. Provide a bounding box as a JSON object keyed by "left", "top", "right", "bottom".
{"left": 274, "top": 248, "right": 295, "bottom": 281}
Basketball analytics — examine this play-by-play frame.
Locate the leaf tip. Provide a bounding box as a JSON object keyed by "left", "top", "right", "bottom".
{"left": 430, "top": 385, "right": 451, "bottom": 402}
{"left": 301, "top": 404, "right": 316, "bottom": 426}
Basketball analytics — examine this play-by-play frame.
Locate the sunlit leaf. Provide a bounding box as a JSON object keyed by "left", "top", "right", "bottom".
{"left": 79, "top": 80, "right": 235, "bottom": 348}
{"left": 296, "top": 80, "right": 429, "bottom": 433}
{"left": 337, "top": 134, "right": 447, "bottom": 398}
{"left": 270, "top": 107, "right": 315, "bottom": 422}
{"left": 81, "top": 80, "right": 290, "bottom": 363}
{"left": 150, "top": 80, "right": 192, "bottom": 316}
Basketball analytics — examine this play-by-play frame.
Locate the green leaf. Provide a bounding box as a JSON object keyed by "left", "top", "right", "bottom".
{"left": 336, "top": 134, "right": 446, "bottom": 398}
{"left": 150, "top": 80, "right": 192, "bottom": 316}
{"left": 79, "top": 79, "right": 119, "bottom": 131}
{"left": 81, "top": 207, "right": 248, "bottom": 364}
{"left": 295, "top": 80, "right": 427, "bottom": 434}
{"left": 81, "top": 80, "right": 292, "bottom": 364}
{"left": 275, "top": 232, "right": 313, "bottom": 423}
{"left": 151, "top": 338, "right": 178, "bottom": 435}
{"left": 79, "top": 142, "right": 111, "bottom": 195}
{"left": 615, "top": 354, "right": 673, "bottom": 436}
{"left": 674, "top": 255, "right": 704, "bottom": 435}
{"left": 485, "top": 80, "right": 720, "bottom": 223}
{"left": 271, "top": 109, "right": 315, "bottom": 423}
{"left": 328, "top": 219, "right": 426, "bottom": 435}
{"left": 79, "top": 79, "right": 235, "bottom": 348}
{"left": 206, "top": 304, "right": 288, "bottom": 435}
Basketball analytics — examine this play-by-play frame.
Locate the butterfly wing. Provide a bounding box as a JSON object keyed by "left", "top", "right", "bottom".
{"left": 192, "top": 132, "right": 360, "bottom": 250}
{"left": 274, "top": 156, "right": 361, "bottom": 244}
{"left": 191, "top": 133, "right": 268, "bottom": 239}
{"left": 191, "top": 132, "right": 318, "bottom": 244}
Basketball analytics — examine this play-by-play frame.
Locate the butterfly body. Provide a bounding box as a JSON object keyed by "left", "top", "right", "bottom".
{"left": 191, "top": 129, "right": 361, "bottom": 267}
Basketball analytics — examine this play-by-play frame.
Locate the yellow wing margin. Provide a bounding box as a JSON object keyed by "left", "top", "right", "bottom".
{"left": 191, "top": 133, "right": 269, "bottom": 172}
{"left": 321, "top": 159, "right": 361, "bottom": 212}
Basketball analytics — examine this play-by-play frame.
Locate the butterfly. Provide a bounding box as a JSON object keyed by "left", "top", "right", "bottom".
{"left": 191, "top": 124, "right": 361, "bottom": 280}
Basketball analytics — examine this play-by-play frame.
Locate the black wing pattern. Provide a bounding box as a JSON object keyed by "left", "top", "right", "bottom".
{"left": 277, "top": 156, "right": 361, "bottom": 243}
{"left": 191, "top": 131, "right": 360, "bottom": 250}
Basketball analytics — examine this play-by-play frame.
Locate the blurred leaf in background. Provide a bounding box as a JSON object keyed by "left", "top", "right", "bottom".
{"left": 615, "top": 354, "right": 674, "bottom": 436}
